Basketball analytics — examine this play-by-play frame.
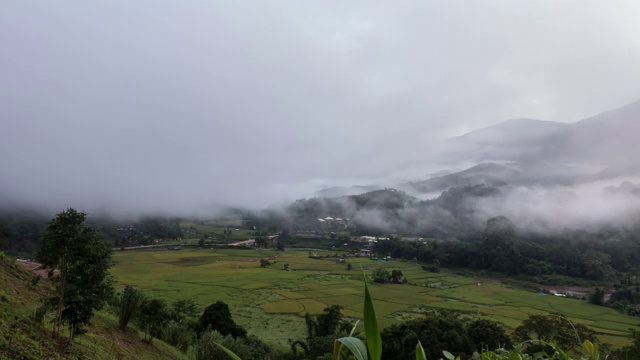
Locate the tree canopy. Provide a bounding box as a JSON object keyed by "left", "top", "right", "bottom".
{"left": 35, "top": 208, "right": 113, "bottom": 338}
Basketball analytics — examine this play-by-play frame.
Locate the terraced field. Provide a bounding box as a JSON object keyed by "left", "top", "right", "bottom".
{"left": 111, "top": 248, "right": 638, "bottom": 349}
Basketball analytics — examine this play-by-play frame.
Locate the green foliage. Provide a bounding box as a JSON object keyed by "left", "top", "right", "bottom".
{"left": 35, "top": 208, "right": 114, "bottom": 339}
{"left": 390, "top": 269, "right": 404, "bottom": 283}
{"left": 372, "top": 268, "right": 390, "bottom": 283}
{"left": 589, "top": 288, "right": 606, "bottom": 306}
{"left": 381, "top": 313, "right": 475, "bottom": 360}
{"left": 334, "top": 336, "right": 368, "bottom": 360}
{"left": 260, "top": 258, "right": 271, "bottom": 268}
{"left": 415, "top": 342, "right": 427, "bottom": 360}
{"left": 363, "top": 269, "right": 382, "bottom": 360}
{"left": 293, "top": 305, "right": 352, "bottom": 358}
{"left": 513, "top": 313, "right": 597, "bottom": 353}
{"left": 198, "top": 301, "right": 247, "bottom": 338}
{"left": 160, "top": 320, "right": 192, "bottom": 353}
{"left": 467, "top": 319, "right": 512, "bottom": 351}
{"left": 192, "top": 331, "right": 270, "bottom": 360}
{"left": 580, "top": 251, "right": 614, "bottom": 280}
{"left": 31, "top": 301, "right": 51, "bottom": 327}
{"left": 612, "top": 328, "right": 640, "bottom": 359}
{"left": 136, "top": 297, "right": 169, "bottom": 342}
{"left": 30, "top": 274, "right": 41, "bottom": 287}
{"left": 118, "top": 285, "right": 144, "bottom": 330}
{"left": 170, "top": 298, "right": 198, "bottom": 322}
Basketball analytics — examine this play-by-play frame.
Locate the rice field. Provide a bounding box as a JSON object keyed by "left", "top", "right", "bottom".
{"left": 111, "top": 248, "right": 638, "bottom": 349}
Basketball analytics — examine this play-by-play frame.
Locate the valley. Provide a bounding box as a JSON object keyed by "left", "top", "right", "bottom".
{"left": 111, "top": 247, "right": 638, "bottom": 349}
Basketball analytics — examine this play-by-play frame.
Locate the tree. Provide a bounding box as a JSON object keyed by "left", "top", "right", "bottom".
{"left": 589, "top": 288, "right": 606, "bottom": 306}
{"left": 372, "top": 269, "right": 391, "bottom": 283}
{"left": 255, "top": 236, "right": 268, "bottom": 248}
{"left": 483, "top": 216, "right": 515, "bottom": 246}
{"left": 35, "top": 208, "right": 113, "bottom": 338}
{"left": 260, "top": 258, "right": 271, "bottom": 268}
{"left": 581, "top": 251, "right": 614, "bottom": 280}
{"left": 136, "top": 297, "right": 168, "bottom": 342}
{"left": 291, "top": 305, "right": 351, "bottom": 359}
{"left": 170, "top": 298, "right": 198, "bottom": 322}
{"left": 467, "top": 319, "right": 511, "bottom": 351}
{"left": 283, "top": 263, "right": 290, "bottom": 271}
{"left": 513, "top": 313, "right": 596, "bottom": 352}
{"left": 381, "top": 313, "right": 475, "bottom": 360}
{"left": 614, "top": 327, "right": 640, "bottom": 359}
{"left": 118, "top": 286, "right": 144, "bottom": 330}
{"left": 198, "top": 301, "right": 247, "bottom": 338}
{"left": 391, "top": 269, "right": 404, "bottom": 283}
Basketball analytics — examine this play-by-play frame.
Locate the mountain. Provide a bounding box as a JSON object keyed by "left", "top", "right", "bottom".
{"left": 404, "top": 160, "right": 596, "bottom": 194}
{"left": 315, "top": 185, "right": 381, "bottom": 198}
{"left": 317, "top": 101, "right": 640, "bottom": 198}
{"left": 406, "top": 163, "right": 519, "bottom": 193}
{"left": 444, "top": 100, "right": 640, "bottom": 175}
{"left": 446, "top": 118, "right": 571, "bottom": 163}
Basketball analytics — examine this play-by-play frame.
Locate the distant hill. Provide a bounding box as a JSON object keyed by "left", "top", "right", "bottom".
{"left": 405, "top": 160, "right": 595, "bottom": 194}
{"left": 444, "top": 100, "right": 640, "bottom": 176}
{"left": 313, "top": 101, "right": 640, "bottom": 198}
{"left": 406, "top": 163, "right": 519, "bottom": 193}
{"left": 315, "top": 185, "right": 381, "bottom": 198}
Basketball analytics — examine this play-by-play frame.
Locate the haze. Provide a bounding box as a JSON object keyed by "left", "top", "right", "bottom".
{"left": 2, "top": 1, "right": 640, "bottom": 215}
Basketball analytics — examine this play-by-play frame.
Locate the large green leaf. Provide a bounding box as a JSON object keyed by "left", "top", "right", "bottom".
{"left": 334, "top": 337, "right": 369, "bottom": 360}
{"left": 361, "top": 269, "right": 382, "bottom": 360}
{"left": 416, "top": 341, "right": 427, "bottom": 360}
{"left": 214, "top": 341, "right": 242, "bottom": 360}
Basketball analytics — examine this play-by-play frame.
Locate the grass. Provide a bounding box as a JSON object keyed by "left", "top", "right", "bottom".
{"left": 0, "top": 257, "right": 186, "bottom": 360}
{"left": 111, "top": 248, "right": 640, "bottom": 349}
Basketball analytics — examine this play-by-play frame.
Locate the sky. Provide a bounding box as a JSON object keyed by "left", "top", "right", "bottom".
{"left": 1, "top": 1, "right": 640, "bottom": 215}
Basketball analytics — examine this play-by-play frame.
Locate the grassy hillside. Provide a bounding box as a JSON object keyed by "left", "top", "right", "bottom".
{"left": 0, "top": 255, "right": 185, "bottom": 360}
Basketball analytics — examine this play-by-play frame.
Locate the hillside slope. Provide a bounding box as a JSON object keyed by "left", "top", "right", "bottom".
{"left": 0, "top": 256, "right": 185, "bottom": 360}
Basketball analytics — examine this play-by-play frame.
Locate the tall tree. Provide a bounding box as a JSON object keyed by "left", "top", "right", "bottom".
{"left": 118, "top": 286, "right": 144, "bottom": 330}
{"left": 35, "top": 208, "right": 113, "bottom": 338}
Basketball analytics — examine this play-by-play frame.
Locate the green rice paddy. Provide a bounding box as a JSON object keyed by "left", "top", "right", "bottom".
{"left": 111, "top": 248, "right": 638, "bottom": 349}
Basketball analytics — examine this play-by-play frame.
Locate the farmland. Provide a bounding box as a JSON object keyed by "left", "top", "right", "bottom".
{"left": 111, "top": 248, "right": 638, "bottom": 349}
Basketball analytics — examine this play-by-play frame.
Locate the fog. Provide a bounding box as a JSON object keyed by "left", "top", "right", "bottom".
{"left": 1, "top": 1, "right": 640, "bottom": 216}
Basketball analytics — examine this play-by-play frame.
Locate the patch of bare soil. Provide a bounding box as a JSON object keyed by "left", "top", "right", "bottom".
{"left": 16, "top": 260, "right": 60, "bottom": 278}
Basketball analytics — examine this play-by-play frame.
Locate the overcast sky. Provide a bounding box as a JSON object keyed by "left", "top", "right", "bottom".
{"left": 1, "top": 1, "right": 640, "bottom": 214}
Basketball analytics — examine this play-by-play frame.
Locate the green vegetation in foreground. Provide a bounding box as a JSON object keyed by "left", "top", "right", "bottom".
{"left": 0, "top": 256, "right": 186, "bottom": 360}
{"left": 111, "top": 248, "right": 639, "bottom": 349}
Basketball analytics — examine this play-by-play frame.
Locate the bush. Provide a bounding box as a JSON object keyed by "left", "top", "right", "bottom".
{"left": 161, "top": 321, "right": 191, "bottom": 353}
